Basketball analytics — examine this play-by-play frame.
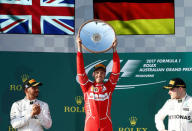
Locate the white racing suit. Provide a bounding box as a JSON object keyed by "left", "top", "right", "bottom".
{"left": 155, "top": 94, "right": 192, "bottom": 131}
{"left": 10, "top": 97, "right": 52, "bottom": 131}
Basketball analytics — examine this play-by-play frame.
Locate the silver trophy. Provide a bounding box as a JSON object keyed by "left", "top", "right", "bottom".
{"left": 78, "top": 19, "right": 116, "bottom": 53}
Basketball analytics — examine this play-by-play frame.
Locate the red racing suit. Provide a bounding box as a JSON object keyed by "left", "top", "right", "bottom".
{"left": 77, "top": 52, "right": 120, "bottom": 131}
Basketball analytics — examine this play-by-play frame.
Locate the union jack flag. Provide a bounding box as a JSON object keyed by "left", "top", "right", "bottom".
{"left": 0, "top": 0, "right": 74, "bottom": 35}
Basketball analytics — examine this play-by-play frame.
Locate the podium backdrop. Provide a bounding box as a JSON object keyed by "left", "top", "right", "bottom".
{"left": 1, "top": 52, "right": 192, "bottom": 131}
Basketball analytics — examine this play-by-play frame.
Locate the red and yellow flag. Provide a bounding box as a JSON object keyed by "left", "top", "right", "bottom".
{"left": 93, "top": 0, "right": 175, "bottom": 35}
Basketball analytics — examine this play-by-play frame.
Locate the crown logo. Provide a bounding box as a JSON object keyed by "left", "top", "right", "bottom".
{"left": 129, "top": 116, "right": 138, "bottom": 126}
{"left": 21, "top": 74, "right": 29, "bottom": 83}
{"left": 75, "top": 96, "right": 83, "bottom": 105}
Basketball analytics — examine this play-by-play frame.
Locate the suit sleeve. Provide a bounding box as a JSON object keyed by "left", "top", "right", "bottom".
{"left": 10, "top": 102, "right": 31, "bottom": 129}
{"left": 37, "top": 103, "right": 52, "bottom": 129}
{"left": 76, "top": 52, "right": 91, "bottom": 92}
{"left": 108, "top": 52, "right": 120, "bottom": 91}
{"left": 155, "top": 100, "right": 169, "bottom": 131}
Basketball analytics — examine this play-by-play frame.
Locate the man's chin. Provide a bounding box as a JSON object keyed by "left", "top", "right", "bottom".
{"left": 97, "top": 79, "right": 103, "bottom": 83}
{"left": 35, "top": 94, "right": 39, "bottom": 98}
{"left": 96, "top": 79, "right": 103, "bottom": 83}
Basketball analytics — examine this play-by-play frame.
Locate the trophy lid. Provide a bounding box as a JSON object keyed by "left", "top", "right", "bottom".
{"left": 78, "top": 19, "right": 116, "bottom": 53}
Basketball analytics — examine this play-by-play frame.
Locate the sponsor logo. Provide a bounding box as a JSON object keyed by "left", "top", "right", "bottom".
{"left": 91, "top": 86, "right": 99, "bottom": 93}
{"left": 169, "top": 115, "right": 191, "bottom": 120}
{"left": 183, "top": 108, "right": 189, "bottom": 111}
{"left": 102, "top": 86, "right": 107, "bottom": 92}
{"left": 9, "top": 74, "right": 29, "bottom": 91}
{"left": 64, "top": 96, "right": 84, "bottom": 113}
{"left": 76, "top": 59, "right": 166, "bottom": 90}
{"left": 21, "top": 74, "right": 29, "bottom": 83}
{"left": 75, "top": 96, "right": 83, "bottom": 106}
{"left": 88, "top": 92, "right": 109, "bottom": 101}
{"left": 94, "top": 87, "right": 99, "bottom": 92}
{"left": 129, "top": 116, "right": 137, "bottom": 126}
{"left": 10, "top": 84, "right": 22, "bottom": 91}
{"left": 119, "top": 116, "right": 148, "bottom": 131}
{"left": 8, "top": 126, "right": 17, "bottom": 131}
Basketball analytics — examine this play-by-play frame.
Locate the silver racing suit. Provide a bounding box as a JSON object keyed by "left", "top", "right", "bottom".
{"left": 155, "top": 94, "right": 192, "bottom": 131}
{"left": 10, "top": 97, "right": 52, "bottom": 131}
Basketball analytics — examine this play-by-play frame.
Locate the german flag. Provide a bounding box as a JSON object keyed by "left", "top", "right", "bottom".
{"left": 93, "top": 0, "right": 175, "bottom": 35}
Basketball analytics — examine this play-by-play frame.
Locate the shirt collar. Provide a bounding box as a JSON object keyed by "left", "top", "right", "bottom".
{"left": 178, "top": 93, "right": 188, "bottom": 103}
{"left": 24, "top": 97, "right": 37, "bottom": 104}
{"left": 94, "top": 82, "right": 104, "bottom": 86}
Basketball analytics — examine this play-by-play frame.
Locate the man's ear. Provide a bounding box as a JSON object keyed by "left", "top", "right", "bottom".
{"left": 24, "top": 88, "right": 28, "bottom": 94}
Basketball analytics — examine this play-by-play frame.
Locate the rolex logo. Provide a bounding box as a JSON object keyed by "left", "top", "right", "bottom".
{"left": 21, "top": 74, "right": 29, "bottom": 82}
{"left": 75, "top": 96, "right": 83, "bottom": 105}
{"left": 129, "top": 116, "right": 138, "bottom": 126}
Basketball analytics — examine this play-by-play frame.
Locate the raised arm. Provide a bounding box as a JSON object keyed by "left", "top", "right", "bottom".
{"left": 76, "top": 36, "right": 90, "bottom": 92}
{"left": 112, "top": 39, "right": 120, "bottom": 74}
{"left": 108, "top": 39, "right": 120, "bottom": 91}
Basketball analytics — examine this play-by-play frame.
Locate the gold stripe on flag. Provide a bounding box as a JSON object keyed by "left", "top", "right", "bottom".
{"left": 107, "top": 19, "right": 174, "bottom": 35}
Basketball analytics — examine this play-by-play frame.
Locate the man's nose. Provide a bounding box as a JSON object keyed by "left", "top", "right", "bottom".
{"left": 168, "top": 90, "right": 171, "bottom": 95}
{"left": 98, "top": 72, "right": 102, "bottom": 75}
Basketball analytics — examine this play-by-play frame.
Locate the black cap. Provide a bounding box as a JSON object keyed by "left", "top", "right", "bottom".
{"left": 163, "top": 78, "right": 186, "bottom": 89}
{"left": 94, "top": 63, "right": 106, "bottom": 72}
{"left": 23, "top": 78, "right": 42, "bottom": 89}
